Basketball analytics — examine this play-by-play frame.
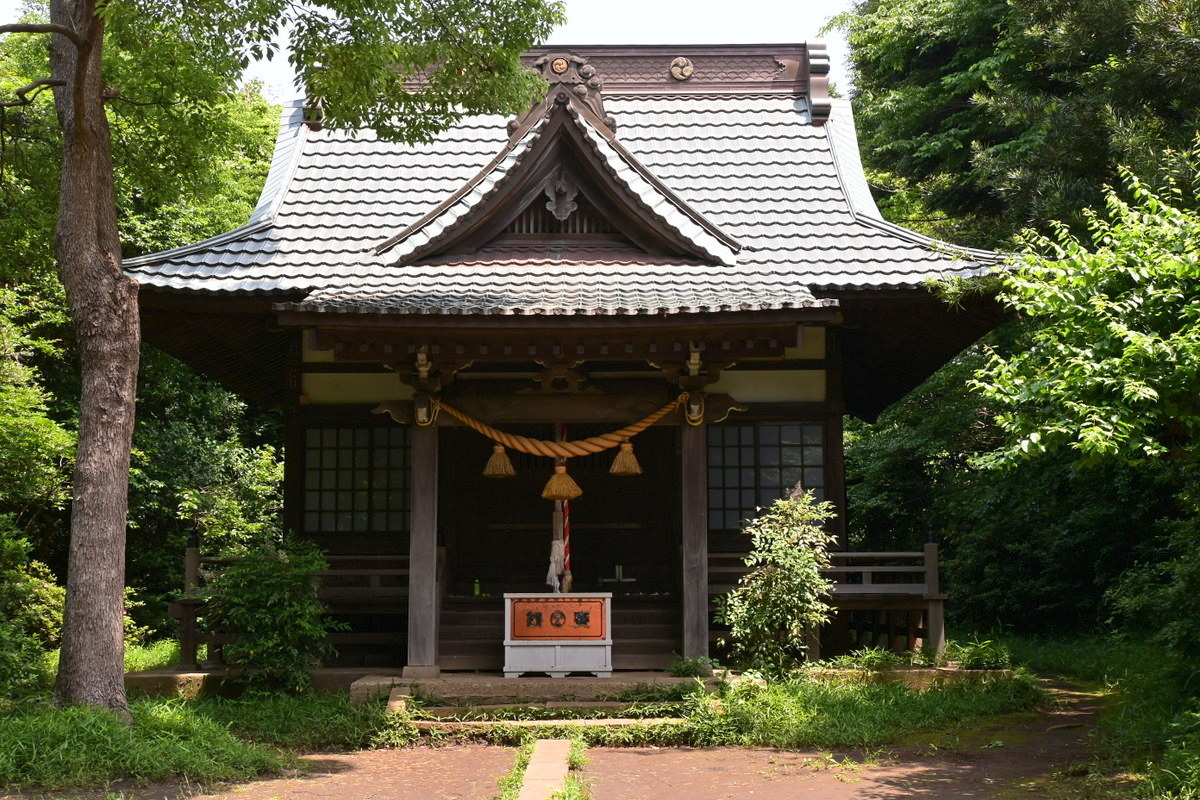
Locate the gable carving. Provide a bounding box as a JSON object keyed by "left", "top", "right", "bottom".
{"left": 544, "top": 166, "right": 579, "bottom": 222}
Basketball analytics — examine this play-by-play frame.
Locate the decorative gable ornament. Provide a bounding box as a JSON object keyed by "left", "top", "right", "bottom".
{"left": 509, "top": 52, "right": 617, "bottom": 137}
{"left": 544, "top": 166, "right": 579, "bottom": 222}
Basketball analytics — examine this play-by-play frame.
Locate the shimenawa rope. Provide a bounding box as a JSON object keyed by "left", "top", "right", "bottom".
{"left": 431, "top": 393, "right": 689, "bottom": 459}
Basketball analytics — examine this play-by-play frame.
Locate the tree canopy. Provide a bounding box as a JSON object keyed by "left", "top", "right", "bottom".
{"left": 0, "top": 0, "right": 564, "bottom": 715}
{"left": 834, "top": 0, "right": 1200, "bottom": 247}
{"left": 973, "top": 177, "right": 1200, "bottom": 464}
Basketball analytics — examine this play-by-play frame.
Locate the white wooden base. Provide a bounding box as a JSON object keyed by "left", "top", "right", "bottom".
{"left": 503, "top": 642, "right": 612, "bottom": 678}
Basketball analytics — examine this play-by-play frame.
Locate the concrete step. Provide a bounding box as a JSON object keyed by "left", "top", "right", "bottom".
{"left": 415, "top": 717, "right": 685, "bottom": 732}
{"left": 418, "top": 700, "right": 635, "bottom": 718}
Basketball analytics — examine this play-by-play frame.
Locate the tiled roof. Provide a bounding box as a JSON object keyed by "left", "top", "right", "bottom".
{"left": 125, "top": 50, "right": 998, "bottom": 318}
{"left": 280, "top": 244, "right": 828, "bottom": 316}
{"left": 369, "top": 110, "right": 740, "bottom": 269}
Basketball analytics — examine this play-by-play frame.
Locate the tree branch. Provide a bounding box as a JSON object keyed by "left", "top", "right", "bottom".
{"left": 0, "top": 77, "right": 66, "bottom": 108}
{"left": 0, "top": 22, "right": 86, "bottom": 50}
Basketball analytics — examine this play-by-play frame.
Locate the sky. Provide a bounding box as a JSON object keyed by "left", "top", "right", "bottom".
{"left": 0, "top": 0, "right": 852, "bottom": 102}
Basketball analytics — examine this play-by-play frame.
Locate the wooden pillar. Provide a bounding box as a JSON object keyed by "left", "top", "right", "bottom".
{"left": 825, "top": 327, "right": 848, "bottom": 549}
{"left": 177, "top": 546, "right": 201, "bottom": 669}
{"left": 924, "top": 542, "right": 946, "bottom": 654}
{"left": 680, "top": 422, "right": 709, "bottom": 660}
{"left": 404, "top": 424, "right": 440, "bottom": 677}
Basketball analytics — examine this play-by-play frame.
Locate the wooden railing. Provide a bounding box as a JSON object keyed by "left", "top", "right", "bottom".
{"left": 708, "top": 543, "right": 945, "bottom": 654}
{"left": 826, "top": 543, "right": 942, "bottom": 597}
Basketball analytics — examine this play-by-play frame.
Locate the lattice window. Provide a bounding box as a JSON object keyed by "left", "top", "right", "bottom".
{"left": 303, "top": 427, "right": 410, "bottom": 533}
{"left": 707, "top": 422, "right": 826, "bottom": 531}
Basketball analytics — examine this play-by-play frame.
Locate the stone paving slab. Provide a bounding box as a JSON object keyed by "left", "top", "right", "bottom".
{"left": 517, "top": 739, "right": 571, "bottom": 800}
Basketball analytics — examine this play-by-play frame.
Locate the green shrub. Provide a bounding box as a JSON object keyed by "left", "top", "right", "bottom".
{"left": 0, "top": 521, "right": 65, "bottom": 648}
{"left": 1110, "top": 467, "right": 1200, "bottom": 665}
{"left": 0, "top": 619, "right": 51, "bottom": 701}
{"left": 199, "top": 538, "right": 346, "bottom": 693}
{"left": 0, "top": 522, "right": 62, "bottom": 700}
{"left": 715, "top": 490, "right": 837, "bottom": 677}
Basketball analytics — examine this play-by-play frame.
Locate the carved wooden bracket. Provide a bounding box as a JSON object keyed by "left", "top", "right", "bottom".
{"left": 651, "top": 342, "right": 730, "bottom": 390}
{"left": 531, "top": 360, "right": 592, "bottom": 394}
{"left": 392, "top": 347, "right": 473, "bottom": 394}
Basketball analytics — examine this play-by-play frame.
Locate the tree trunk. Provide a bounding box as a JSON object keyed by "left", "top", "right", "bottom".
{"left": 48, "top": 0, "right": 138, "bottom": 719}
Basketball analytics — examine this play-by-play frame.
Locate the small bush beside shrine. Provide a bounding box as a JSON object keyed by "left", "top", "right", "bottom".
{"left": 715, "top": 490, "right": 837, "bottom": 678}
{"left": 199, "top": 538, "right": 346, "bottom": 694}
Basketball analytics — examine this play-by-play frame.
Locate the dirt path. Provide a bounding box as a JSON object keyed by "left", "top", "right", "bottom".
{"left": 586, "top": 684, "right": 1102, "bottom": 800}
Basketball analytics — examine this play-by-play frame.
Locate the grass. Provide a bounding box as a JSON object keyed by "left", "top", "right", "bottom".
{"left": 0, "top": 691, "right": 421, "bottom": 792}
{"left": 551, "top": 772, "right": 592, "bottom": 799}
{"left": 476, "top": 671, "right": 1044, "bottom": 748}
{"left": 598, "top": 680, "right": 708, "bottom": 702}
{"left": 36, "top": 639, "right": 196, "bottom": 689}
{"left": 490, "top": 741, "right": 535, "bottom": 800}
{"left": 0, "top": 699, "right": 282, "bottom": 790}
{"left": 195, "top": 692, "right": 417, "bottom": 750}
{"left": 566, "top": 737, "right": 588, "bottom": 769}
{"left": 705, "top": 670, "right": 1045, "bottom": 749}
{"left": 553, "top": 738, "right": 592, "bottom": 799}
{"left": 413, "top": 701, "right": 690, "bottom": 722}
{"left": 0, "top": 652, "right": 1046, "bottom": 792}
{"left": 124, "top": 640, "right": 184, "bottom": 673}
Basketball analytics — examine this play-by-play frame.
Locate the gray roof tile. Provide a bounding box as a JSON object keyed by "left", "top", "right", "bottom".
{"left": 125, "top": 79, "right": 998, "bottom": 312}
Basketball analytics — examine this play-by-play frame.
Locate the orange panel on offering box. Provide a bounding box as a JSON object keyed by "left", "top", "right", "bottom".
{"left": 510, "top": 597, "right": 608, "bottom": 641}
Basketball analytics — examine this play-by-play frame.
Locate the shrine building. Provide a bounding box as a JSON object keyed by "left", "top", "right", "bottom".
{"left": 127, "top": 44, "right": 1001, "bottom": 677}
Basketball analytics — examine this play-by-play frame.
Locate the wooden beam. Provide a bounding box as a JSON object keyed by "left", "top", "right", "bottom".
{"left": 680, "top": 423, "right": 709, "bottom": 659}
{"left": 404, "top": 425, "right": 440, "bottom": 677}
{"left": 313, "top": 330, "right": 799, "bottom": 364}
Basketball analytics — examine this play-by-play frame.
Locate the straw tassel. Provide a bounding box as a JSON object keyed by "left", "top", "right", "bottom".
{"left": 542, "top": 464, "right": 583, "bottom": 501}
{"left": 482, "top": 444, "right": 516, "bottom": 478}
{"left": 609, "top": 441, "right": 642, "bottom": 476}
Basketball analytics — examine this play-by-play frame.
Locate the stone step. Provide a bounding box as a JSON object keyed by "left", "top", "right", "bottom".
{"left": 419, "top": 700, "right": 634, "bottom": 718}
{"left": 414, "top": 717, "right": 685, "bottom": 732}
{"left": 351, "top": 671, "right": 714, "bottom": 706}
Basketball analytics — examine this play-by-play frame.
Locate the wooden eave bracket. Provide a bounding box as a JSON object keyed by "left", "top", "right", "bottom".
{"left": 389, "top": 346, "right": 473, "bottom": 394}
